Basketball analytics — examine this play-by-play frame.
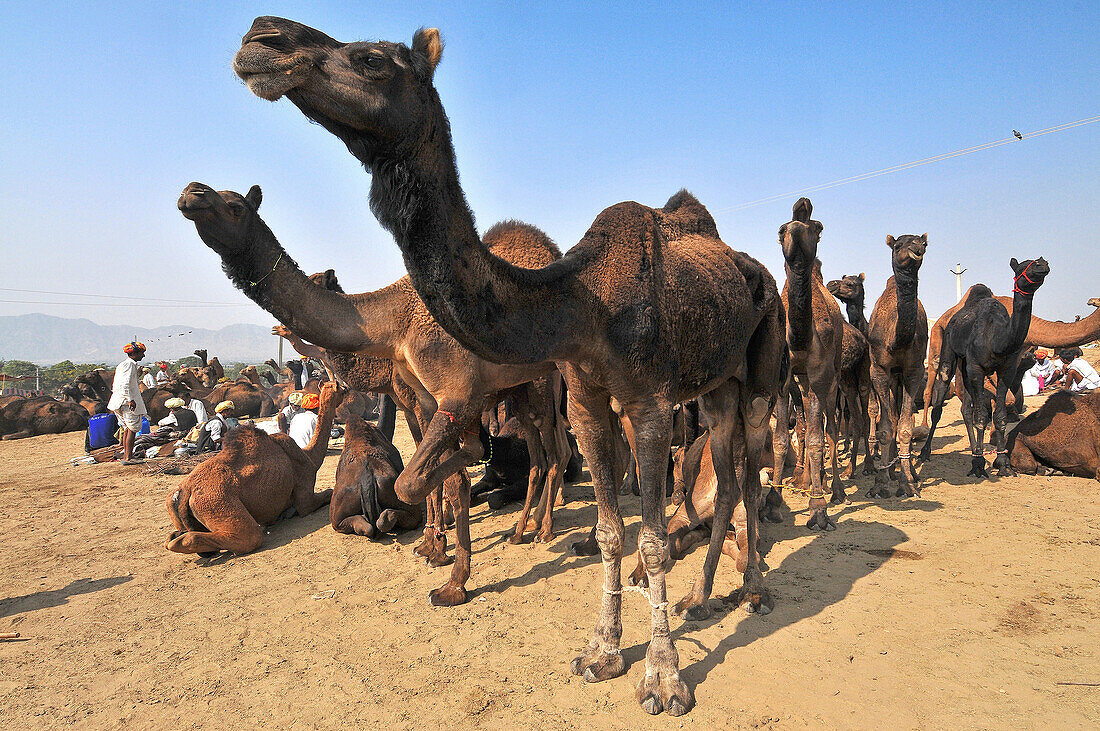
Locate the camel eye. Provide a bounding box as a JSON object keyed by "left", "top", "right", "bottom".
{"left": 228, "top": 202, "right": 245, "bottom": 215}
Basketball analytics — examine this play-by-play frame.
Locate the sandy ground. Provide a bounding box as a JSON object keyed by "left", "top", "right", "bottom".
{"left": 1, "top": 391, "right": 1099, "bottom": 730}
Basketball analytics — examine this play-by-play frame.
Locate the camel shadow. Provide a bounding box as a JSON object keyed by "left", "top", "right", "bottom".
{"left": 620, "top": 519, "right": 909, "bottom": 688}
{"left": 0, "top": 575, "right": 133, "bottom": 618}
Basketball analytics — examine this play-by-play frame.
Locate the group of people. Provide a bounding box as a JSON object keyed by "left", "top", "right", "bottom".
{"left": 109, "top": 341, "right": 325, "bottom": 463}
{"left": 139, "top": 363, "right": 169, "bottom": 390}
{"left": 1022, "top": 346, "right": 1100, "bottom": 396}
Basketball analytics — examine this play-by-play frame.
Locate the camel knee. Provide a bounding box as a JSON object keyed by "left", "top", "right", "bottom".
{"left": 594, "top": 521, "right": 624, "bottom": 559}
{"left": 637, "top": 529, "right": 670, "bottom": 572}
{"left": 394, "top": 471, "right": 426, "bottom": 505}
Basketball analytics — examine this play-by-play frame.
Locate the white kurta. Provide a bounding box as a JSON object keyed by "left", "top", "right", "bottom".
{"left": 288, "top": 411, "right": 318, "bottom": 449}
{"left": 107, "top": 358, "right": 147, "bottom": 415}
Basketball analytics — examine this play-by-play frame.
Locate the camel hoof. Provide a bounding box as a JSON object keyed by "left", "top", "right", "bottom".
{"left": 505, "top": 531, "right": 525, "bottom": 545}
{"left": 807, "top": 509, "right": 837, "bottom": 531}
{"left": 728, "top": 584, "right": 774, "bottom": 615}
{"left": 636, "top": 665, "right": 694, "bottom": 717}
{"left": 428, "top": 583, "right": 467, "bottom": 607}
{"left": 571, "top": 648, "right": 625, "bottom": 683}
{"left": 535, "top": 530, "right": 554, "bottom": 544}
{"left": 197, "top": 550, "right": 219, "bottom": 559}
{"left": 570, "top": 536, "right": 599, "bottom": 556}
{"left": 865, "top": 484, "right": 890, "bottom": 500}
{"left": 673, "top": 593, "right": 712, "bottom": 621}
{"left": 830, "top": 487, "right": 848, "bottom": 505}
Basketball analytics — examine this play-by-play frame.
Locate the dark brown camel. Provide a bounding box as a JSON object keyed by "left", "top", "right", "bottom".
{"left": 331, "top": 413, "right": 421, "bottom": 536}
{"left": 0, "top": 396, "right": 88, "bottom": 440}
{"left": 202, "top": 378, "right": 276, "bottom": 418}
{"left": 178, "top": 183, "right": 570, "bottom": 585}
{"left": 827, "top": 273, "right": 874, "bottom": 476}
{"left": 923, "top": 292, "right": 1100, "bottom": 428}
{"left": 165, "top": 381, "right": 340, "bottom": 555}
{"left": 922, "top": 258, "right": 1050, "bottom": 477}
{"left": 232, "top": 18, "right": 786, "bottom": 715}
{"left": 1007, "top": 390, "right": 1100, "bottom": 478}
{"left": 771, "top": 200, "right": 845, "bottom": 530}
{"left": 865, "top": 234, "right": 928, "bottom": 497}
{"left": 57, "top": 384, "right": 108, "bottom": 416}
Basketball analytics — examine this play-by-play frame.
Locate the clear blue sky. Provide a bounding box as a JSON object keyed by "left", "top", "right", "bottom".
{"left": 1, "top": 1, "right": 1097, "bottom": 333}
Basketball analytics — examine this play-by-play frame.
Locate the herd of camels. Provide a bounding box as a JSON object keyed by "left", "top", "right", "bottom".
{"left": 9, "top": 16, "right": 1099, "bottom": 716}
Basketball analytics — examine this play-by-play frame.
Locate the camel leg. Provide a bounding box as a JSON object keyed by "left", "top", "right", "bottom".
{"left": 414, "top": 485, "right": 451, "bottom": 567}
{"left": 803, "top": 384, "right": 835, "bottom": 530}
{"left": 1008, "top": 440, "right": 1038, "bottom": 475}
{"left": 990, "top": 369, "right": 1016, "bottom": 477}
{"left": 627, "top": 397, "right": 693, "bottom": 717}
{"left": 335, "top": 515, "right": 377, "bottom": 537}
{"left": 430, "top": 468, "right": 472, "bottom": 606}
{"left": 291, "top": 473, "right": 333, "bottom": 517}
{"left": 822, "top": 383, "right": 846, "bottom": 505}
{"left": 894, "top": 369, "right": 921, "bottom": 497}
{"left": 763, "top": 388, "right": 790, "bottom": 524}
{"left": 507, "top": 415, "right": 546, "bottom": 545}
{"left": 867, "top": 364, "right": 894, "bottom": 498}
{"left": 964, "top": 365, "right": 991, "bottom": 479}
{"left": 727, "top": 393, "right": 773, "bottom": 610}
{"left": 675, "top": 381, "right": 739, "bottom": 620}
{"left": 375, "top": 507, "right": 421, "bottom": 534}
{"left": 534, "top": 408, "right": 570, "bottom": 543}
{"left": 628, "top": 507, "right": 703, "bottom": 588}
{"left": 568, "top": 381, "right": 627, "bottom": 685}
{"left": 164, "top": 493, "right": 263, "bottom": 555}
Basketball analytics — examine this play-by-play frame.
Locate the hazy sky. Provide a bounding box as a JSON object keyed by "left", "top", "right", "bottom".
{"left": 1, "top": 2, "right": 1097, "bottom": 334}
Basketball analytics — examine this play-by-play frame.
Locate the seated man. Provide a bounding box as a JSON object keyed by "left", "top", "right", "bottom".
{"left": 277, "top": 391, "right": 304, "bottom": 434}
{"left": 1058, "top": 347, "right": 1100, "bottom": 393}
{"left": 155, "top": 362, "right": 170, "bottom": 385}
{"left": 158, "top": 397, "right": 199, "bottom": 435}
{"left": 180, "top": 392, "right": 207, "bottom": 424}
{"left": 197, "top": 400, "right": 237, "bottom": 452}
{"left": 288, "top": 393, "right": 320, "bottom": 449}
{"left": 141, "top": 367, "right": 157, "bottom": 390}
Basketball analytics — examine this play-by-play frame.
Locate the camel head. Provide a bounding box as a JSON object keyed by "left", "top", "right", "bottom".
{"left": 309, "top": 269, "right": 345, "bottom": 293}
{"left": 56, "top": 384, "right": 80, "bottom": 401}
{"left": 193, "top": 348, "right": 208, "bottom": 365}
{"left": 886, "top": 234, "right": 927, "bottom": 274}
{"left": 263, "top": 358, "right": 280, "bottom": 371}
{"left": 318, "top": 380, "right": 344, "bottom": 412}
{"left": 778, "top": 198, "right": 823, "bottom": 268}
{"left": 1087, "top": 297, "right": 1100, "bottom": 308}
{"left": 825, "top": 273, "right": 865, "bottom": 304}
{"left": 178, "top": 181, "right": 266, "bottom": 257}
{"left": 1009, "top": 257, "right": 1050, "bottom": 297}
{"left": 234, "top": 17, "right": 444, "bottom": 163}
{"left": 286, "top": 360, "right": 304, "bottom": 376}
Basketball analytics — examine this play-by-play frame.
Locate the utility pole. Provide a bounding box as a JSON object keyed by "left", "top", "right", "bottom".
{"left": 950, "top": 263, "right": 967, "bottom": 303}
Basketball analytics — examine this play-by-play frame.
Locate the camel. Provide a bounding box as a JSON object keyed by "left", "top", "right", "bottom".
{"left": 178, "top": 182, "right": 570, "bottom": 586}
{"left": 1007, "top": 390, "right": 1100, "bottom": 479}
{"left": 202, "top": 377, "right": 276, "bottom": 418}
{"left": 331, "top": 413, "right": 422, "bottom": 536}
{"left": 865, "top": 234, "right": 929, "bottom": 497}
{"left": 922, "top": 258, "right": 1050, "bottom": 477}
{"left": 826, "top": 273, "right": 874, "bottom": 476}
{"left": 232, "top": 18, "right": 786, "bottom": 715}
{"left": 924, "top": 292, "right": 1100, "bottom": 426}
{"left": 771, "top": 200, "right": 845, "bottom": 530}
{"left": 57, "top": 383, "right": 108, "bottom": 416}
{"left": 0, "top": 396, "right": 88, "bottom": 440}
{"left": 194, "top": 349, "right": 208, "bottom": 367}
{"left": 165, "top": 381, "right": 340, "bottom": 555}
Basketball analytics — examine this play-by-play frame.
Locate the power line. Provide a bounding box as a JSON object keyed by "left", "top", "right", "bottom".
{"left": 716, "top": 114, "right": 1100, "bottom": 213}
{"left": 0, "top": 299, "right": 250, "bottom": 308}
{"left": 0, "top": 287, "right": 242, "bottom": 305}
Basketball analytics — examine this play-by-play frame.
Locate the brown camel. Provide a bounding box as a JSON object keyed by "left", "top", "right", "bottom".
{"left": 57, "top": 384, "right": 108, "bottom": 416}
{"left": 232, "top": 18, "right": 786, "bottom": 715}
{"left": 164, "top": 381, "right": 340, "bottom": 555}
{"left": 331, "top": 413, "right": 421, "bottom": 536}
{"left": 866, "top": 234, "right": 928, "bottom": 497}
{"left": 924, "top": 292, "right": 1100, "bottom": 425}
{"left": 1008, "top": 390, "right": 1100, "bottom": 478}
{"left": 826, "top": 273, "right": 875, "bottom": 476}
{"left": 179, "top": 183, "right": 570, "bottom": 583}
{"left": 0, "top": 396, "right": 88, "bottom": 440}
{"left": 202, "top": 378, "right": 276, "bottom": 418}
{"left": 771, "top": 200, "right": 845, "bottom": 530}
{"left": 194, "top": 349, "right": 208, "bottom": 367}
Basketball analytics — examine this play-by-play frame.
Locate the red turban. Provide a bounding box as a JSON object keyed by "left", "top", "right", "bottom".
{"left": 301, "top": 393, "right": 320, "bottom": 410}
{"left": 123, "top": 341, "right": 146, "bottom": 354}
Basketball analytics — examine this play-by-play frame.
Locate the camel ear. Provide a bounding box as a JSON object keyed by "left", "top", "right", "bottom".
{"left": 920, "top": 233, "right": 928, "bottom": 243}
{"left": 1010, "top": 257, "right": 1021, "bottom": 272}
{"left": 412, "top": 28, "right": 443, "bottom": 76}
{"left": 858, "top": 272, "right": 865, "bottom": 280}
{"left": 792, "top": 197, "right": 812, "bottom": 223}
{"left": 246, "top": 185, "right": 262, "bottom": 210}
{"left": 886, "top": 235, "right": 896, "bottom": 248}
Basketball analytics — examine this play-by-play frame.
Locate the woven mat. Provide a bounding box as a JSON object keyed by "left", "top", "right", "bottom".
{"left": 142, "top": 452, "right": 214, "bottom": 476}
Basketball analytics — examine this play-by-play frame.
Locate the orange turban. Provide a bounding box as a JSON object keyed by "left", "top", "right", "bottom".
{"left": 301, "top": 393, "right": 320, "bottom": 410}
{"left": 123, "top": 341, "right": 146, "bottom": 354}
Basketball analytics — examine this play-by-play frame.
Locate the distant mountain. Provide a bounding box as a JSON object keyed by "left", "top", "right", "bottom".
{"left": 0, "top": 313, "right": 279, "bottom": 365}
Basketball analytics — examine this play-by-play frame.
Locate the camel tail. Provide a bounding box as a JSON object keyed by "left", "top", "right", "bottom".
{"left": 169, "top": 487, "right": 208, "bottom": 533}
{"left": 357, "top": 469, "right": 383, "bottom": 525}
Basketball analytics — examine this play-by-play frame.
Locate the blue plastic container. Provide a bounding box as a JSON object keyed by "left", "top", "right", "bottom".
{"left": 139, "top": 416, "right": 150, "bottom": 435}
{"left": 88, "top": 413, "right": 119, "bottom": 450}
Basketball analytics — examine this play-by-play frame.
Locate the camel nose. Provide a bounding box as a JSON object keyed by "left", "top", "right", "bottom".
{"left": 177, "top": 183, "right": 211, "bottom": 213}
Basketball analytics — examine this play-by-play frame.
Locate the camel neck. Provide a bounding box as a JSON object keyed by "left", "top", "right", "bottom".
{"left": 1025, "top": 306, "right": 1100, "bottom": 347}
{"left": 302, "top": 392, "right": 338, "bottom": 468}
{"left": 1001, "top": 290, "right": 1036, "bottom": 355}
{"left": 784, "top": 261, "right": 814, "bottom": 351}
{"left": 197, "top": 217, "right": 402, "bottom": 357}
{"left": 346, "top": 104, "right": 580, "bottom": 365}
{"left": 844, "top": 298, "right": 869, "bottom": 336}
{"left": 891, "top": 269, "right": 920, "bottom": 350}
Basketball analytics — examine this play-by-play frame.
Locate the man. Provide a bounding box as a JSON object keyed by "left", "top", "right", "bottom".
{"left": 288, "top": 392, "right": 320, "bottom": 448}
{"left": 155, "top": 362, "right": 170, "bottom": 385}
{"left": 107, "top": 341, "right": 148, "bottom": 464}
{"left": 158, "top": 397, "right": 199, "bottom": 435}
{"left": 141, "top": 367, "right": 157, "bottom": 390}
{"left": 277, "top": 391, "right": 304, "bottom": 434}
{"left": 1058, "top": 347, "right": 1100, "bottom": 392}
{"left": 180, "top": 392, "right": 207, "bottom": 424}
{"left": 198, "top": 400, "right": 236, "bottom": 451}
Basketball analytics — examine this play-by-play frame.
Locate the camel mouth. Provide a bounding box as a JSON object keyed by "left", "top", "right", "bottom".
{"left": 177, "top": 193, "right": 213, "bottom": 219}
{"left": 908, "top": 251, "right": 925, "bottom": 262}
{"left": 233, "top": 46, "right": 312, "bottom": 101}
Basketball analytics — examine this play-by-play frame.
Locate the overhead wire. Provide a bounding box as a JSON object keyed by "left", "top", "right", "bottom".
{"left": 715, "top": 114, "right": 1100, "bottom": 213}
{"left": 0, "top": 287, "right": 242, "bottom": 305}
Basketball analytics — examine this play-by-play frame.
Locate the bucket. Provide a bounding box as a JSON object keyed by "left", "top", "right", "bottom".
{"left": 139, "top": 416, "right": 150, "bottom": 435}
{"left": 87, "top": 412, "right": 119, "bottom": 451}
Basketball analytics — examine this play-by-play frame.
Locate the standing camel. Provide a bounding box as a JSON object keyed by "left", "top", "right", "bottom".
{"left": 826, "top": 273, "right": 874, "bottom": 477}
{"left": 232, "top": 18, "right": 787, "bottom": 716}
{"left": 179, "top": 183, "right": 571, "bottom": 584}
{"left": 921, "top": 258, "right": 1049, "bottom": 476}
{"left": 771, "top": 199, "right": 845, "bottom": 530}
{"left": 866, "top": 234, "right": 928, "bottom": 498}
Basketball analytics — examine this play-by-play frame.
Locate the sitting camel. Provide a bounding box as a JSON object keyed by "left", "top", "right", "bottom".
{"left": 0, "top": 396, "right": 88, "bottom": 440}
{"left": 1007, "top": 391, "right": 1100, "bottom": 479}
{"left": 922, "top": 258, "right": 1050, "bottom": 476}
{"left": 331, "top": 413, "right": 421, "bottom": 537}
{"left": 164, "top": 381, "right": 341, "bottom": 555}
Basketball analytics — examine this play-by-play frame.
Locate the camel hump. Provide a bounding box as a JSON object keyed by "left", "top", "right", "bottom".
{"left": 660, "top": 189, "right": 719, "bottom": 240}
{"left": 968, "top": 283, "right": 994, "bottom": 302}
{"left": 483, "top": 220, "right": 562, "bottom": 265}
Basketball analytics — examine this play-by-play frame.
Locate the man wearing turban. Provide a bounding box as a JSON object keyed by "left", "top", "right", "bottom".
{"left": 288, "top": 392, "right": 320, "bottom": 448}
{"left": 108, "top": 341, "right": 148, "bottom": 464}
